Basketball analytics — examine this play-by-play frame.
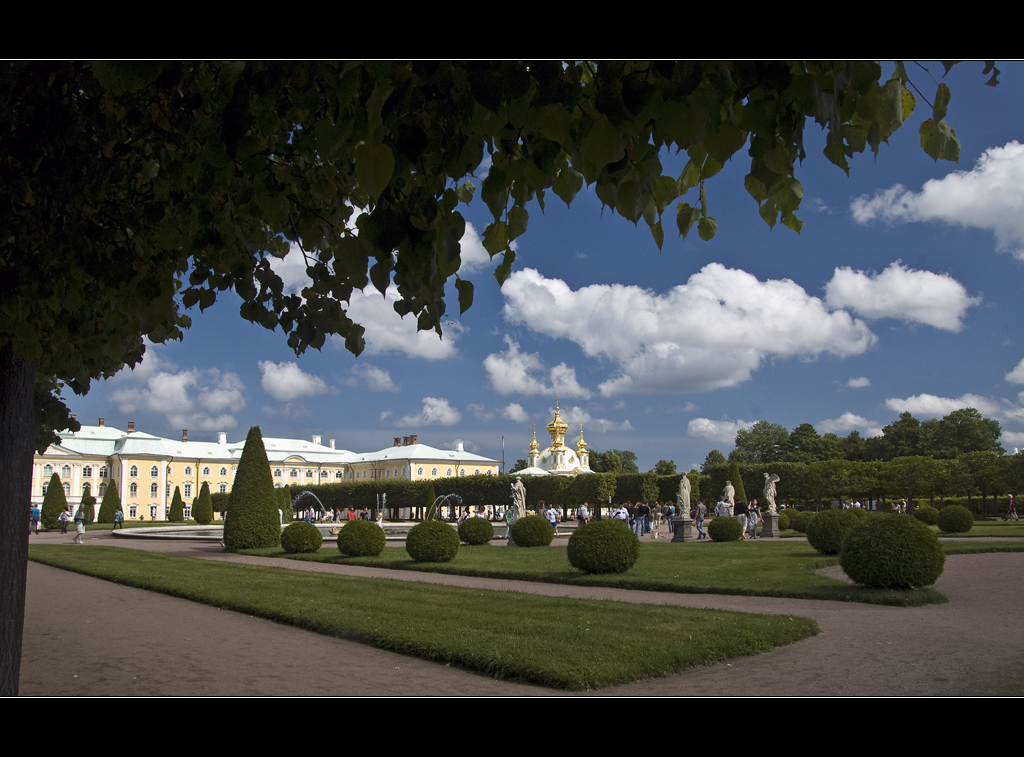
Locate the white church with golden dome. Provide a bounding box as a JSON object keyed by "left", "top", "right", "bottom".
{"left": 521, "top": 400, "right": 593, "bottom": 476}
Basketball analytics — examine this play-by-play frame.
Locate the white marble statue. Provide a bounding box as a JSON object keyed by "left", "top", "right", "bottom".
{"left": 763, "top": 473, "right": 780, "bottom": 514}
{"left": 677, "top": 475, "right": 691, "bottom": 514}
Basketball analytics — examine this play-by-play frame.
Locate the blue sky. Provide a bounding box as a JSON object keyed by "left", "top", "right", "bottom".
{"left": 67, "top": 62, "right": 1024, "bottom": 471}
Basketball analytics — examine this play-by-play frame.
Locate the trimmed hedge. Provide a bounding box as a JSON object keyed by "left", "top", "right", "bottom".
{"left": 777, "top": 509, "right": 791, "bottom": 530}
{"left": 223, "top": 426, "right": 281, "bottom": 550}
{"left": 509, "top": 514, "right": 554, "bottom": 547}
{"left": 840, "top": 514, "right": 945, "bottom": 589}
{"left": 937, "top": 504, "right": 974, "bottom": 533}
{"left": 789, "top": 510, "right": 815, "bottom": 533}
{"left": 406, "top": 520, "right": 459, "bottom": 562}
{"left": 805, "top": 509, "right": 860, "bottom": 555}
{"left": 458, "top": 517, "right": 494, "bottom": 545}
{"left": 567, "top": 519, "right": 639, "bottom": 574}
{"left": 280, "top": 521, "right": 323, "bottom": 553}
{"left": 913, "top": 505, "right": 939, "bottom": 526}
{"left": 337, "top": 520, "right": 386, "bottom": 557}
{"left": 708, "top": 516, "right": 743, "bottom": 542}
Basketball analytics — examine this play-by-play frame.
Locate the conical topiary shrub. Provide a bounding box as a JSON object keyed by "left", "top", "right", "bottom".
{"left": 193, "top": 481, "right": 214, "bottom": 525}
{"left": 96, "top": 481, "right": 121, "bottom": 523}
{"left": 41, "top": 473, "right": 67, "bottom": 529}
{"left": 279, "top": 485, "right": 293, "bottom": 523}
{"left": 168, "top": 486, "right": 185, "bottom": 522}
{"left": 223, "top": 426, "right": 281, "bottom": 550}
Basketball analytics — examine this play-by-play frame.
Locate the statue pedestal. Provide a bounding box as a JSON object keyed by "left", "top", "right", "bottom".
{"left": 759, "top": 512, "right": 780, "bottom": 538}
{"left": 671, "top": 515, "right": 693, "bottom": 542}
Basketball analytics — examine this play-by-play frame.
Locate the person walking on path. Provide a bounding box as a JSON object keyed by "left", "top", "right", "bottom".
{"left": 30, "top": 504, "right": 41, "bottom": 535}
{"left": 58, "top": 508, "right": 70, "bottom": 534}
{"left": 73, "top": 506, "right": 86, "bottom": 544}
{"left": 112, "top": 508, "right": 124, "bottom": 531}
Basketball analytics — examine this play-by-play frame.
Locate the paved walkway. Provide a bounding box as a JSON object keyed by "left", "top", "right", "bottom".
{"left": 20, "top": 528, "right": 1024, "bottom": 696}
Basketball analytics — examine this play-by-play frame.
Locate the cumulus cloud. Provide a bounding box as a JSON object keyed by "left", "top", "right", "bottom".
{"left": 110, "top": 360, "right": 246, "bottom": 433}
{"left": 847, "top": 377, "right": 871, "bottom": 388}
{"left": 458, "top": 222, "right": 498, "bottom": 274}
{"left": 483, "top": 335, "right": 591, "bottom": 398}
{"left": 687, "top": 417, "right": 754, "bottom": 444}
{"left": 398, "top": 397, "right": 462, "bottom": 426}
{"left": 885, "top": 393, "right": 1024, "bottom": 425}
{"left": 338, "top": 287, "right": 463, "bottom": 360}
{"left": 560, "top": 405, "right": 633, "bottom": 434}
{"left": 501, "top": 265, "right": 877, "bottom": 397}
{"left": 851, "top": 141, "right": 1024, "bottom": 258}
{"left": 350, "top": 363, "right": 398, "bottom": 392}
{"left": 503, "top": 403, "right": 530, "bottom": 423}
{"left": 1006, "top": 358, "right": 1024, "bottom": 385}
{"left": 818, "top": 412, "right": 883, "bottom": 438}
{"left": 824, "top": 262, "right": 979, "bottom": 332}
{"left": 258, "top": 361, "right": 332, "bottom": 402}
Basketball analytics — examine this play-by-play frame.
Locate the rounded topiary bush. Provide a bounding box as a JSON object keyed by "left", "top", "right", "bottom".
{"left": 337, "top": 519, "right": 386, "bottom": 557}
{"left": 406, "top": 520, "right": 459, "bottom": 562}
{"left": 458, "top": 517, "right": 494, "bottom": 545}
{"left": 567, "top": 519, "right": 639, "bottom": 574}
{"left": 937, "top": 504, "right": 974, "bottom": 533}
{"left": 708, "top": 516, "right": 743, "bottom": 542}
{"left": 778, "top": 510, "right": 792, "bottom": 530}
{"left": 789, "top": 510, "right": 815, "bottom": 533}
{"left": 840, "top": 514, "right": 945, "bottom": 589}
{"left": 805, "top": 509, "right": 860, "bottom": 555}
{"left": 847, "top": 506, "right": 869, "bottom": 520}
{"left": 913, "top": 505, "right": 939, "bottom": 525}
{"left": 509, "top": 514, "right": 555, "bottom": 547}
{"left": 280, "top": 521, "right": 323, "bottom": 553}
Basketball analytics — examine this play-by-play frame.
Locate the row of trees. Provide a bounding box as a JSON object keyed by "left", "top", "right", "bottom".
{"left": 711, "top": 409, "right": 1005, "bottom": 466}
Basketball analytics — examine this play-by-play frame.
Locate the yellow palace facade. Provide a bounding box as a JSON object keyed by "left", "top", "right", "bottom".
{"left": 32, "top": 418, "right": 500, "bottom": 521}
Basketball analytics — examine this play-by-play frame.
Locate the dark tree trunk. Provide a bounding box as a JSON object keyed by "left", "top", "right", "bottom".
{"left": 0, "top": 343, "right": 36, "bottom": 695}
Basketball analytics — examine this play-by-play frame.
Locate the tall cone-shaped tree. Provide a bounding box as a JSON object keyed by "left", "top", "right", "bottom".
{"left": 40, "top": 474, "right": 67, "bottom": 529}
{"left": 193, "top": 481, "right": 214, "bottom": 525}
{"left": 80, "top": 492, "right": 96, "bottom": 523}
{"left": 96, "top": 482, "right": 121, "bottom": 523}
{"left": 279, "top": 485, "right": 293, "bottom": 523}
{"left": 168, "top": 486, "right": 185, "bottom": 522}
{"left": 223, "top": 427, "right": 281, "bottom": 550}
{"left": 729, "top": 462, "right": 748, "bottom": 503}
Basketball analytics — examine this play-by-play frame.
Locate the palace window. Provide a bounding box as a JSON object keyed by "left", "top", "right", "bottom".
{"left": 460, "top": 468, "right": 465, "bottom": 477}
{"left": 150, "top": 506, "right": 157, "bottom": 519}
{"left": 82, "top": 482, "right": 91, "bottom": 496}
{"left": 167, "top": 466, "right": 172, "bottom": 476}
{"left": 274, "top": 469, "right": 282, "bottom": 478}
{"left": 150, "top": 465, "right": 159, "bottom": 478}
{"left": 202, "top": 466, "right": 210, "bottom": 476}
{"left": 150, "top": 483, "right": 158, "bottom": 498}
{"left": 43, "top": 464, "right": 53, "bottom": 478}
{"left": 219, "top": 483, "right": 227, "bottom": 493}
{"left": 184, "top": 483, "right": 192, "bottom": 498}
{"left": 184, "top": 466, "right": 192, "bottom": 477}
{"left": 83, "top": 465, "right": 92, "bottom": 477}
{"left": 221, "top": 467, "right": 228, "bottom": 477}
{"left": 447, "top": 468, "right": 453, "bottom": 477}
{"left": 129, "top": 483, "right": 138, "bottom": 497}
{"left": 431, "top": 468, "right": 438, "bottom": 477}
{"left": 129, "top": 465, "right": 138, "bottom": 478}
{"left": 99, "top": 466, "right": 107, "bottom": 478}
{"left": 129, "top": 505, "right": 137, "bottom": 519}
{"left": 335, "top": 471, "right": 343, "bottom": 480}
{"left": 290, "top": 469, "right": 298, "bottom": 479}
{"left": 62, "top": 465, "right": 71, "bottom": 479}
{"left": 474, "top": 469, "right": 480, "bottom": 475}
{"left": 320, "top": 470, "right": 328, "bottom": 478}
{"left": 305, "top": 470, "right": 313, "bottom": 479}
{"left": 99, "top": 483, "right": 107, "bottom": 496}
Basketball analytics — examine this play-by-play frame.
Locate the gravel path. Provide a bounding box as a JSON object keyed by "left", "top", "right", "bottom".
{"left": 20, "top": 530, "right": 1024, "bottom": 696}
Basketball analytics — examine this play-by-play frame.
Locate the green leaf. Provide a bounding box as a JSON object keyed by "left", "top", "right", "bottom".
{"left": 482, "top": 221, "right": 509, "bottom": 256}
{"left": 355, "top": 142, "right": 395, "bottom": 201}
{"left": 983, "top": 61, "right": 1001, "bottom": 87}
{"left": 369, "top": 261, "right": 390, "bottom": 295}
{"left": 493, "top": 249, "right": 516, "bottom": 286}
{"left": 920, "top": 118, "right": 960, "bottom": 162}
{"left": 697, "top": 216, "right": 718, "bottom": 241}
{"left": 744, "top": 174, "right": 768, "bottom": 203}
{"left": 678, "top": 159, "right": 701, "bottom": 194}
{"left": 455, "top": 277, "right": 474, "bottom": 315}
{"left": 552, "top": 164, "right": 584, "bottom": 207}
{"left": 781, "top": 211, "right": 803, "bottom": 234}
{"left": 900, "top": 87, "right": 916, "bottom": 122}
{"left": 649, "top": 218, "right": 664, "bottom": 250}
{"left": 507, "top": 205, "right": 529, "bottom": 241}
{"left": 580, "top": 115, "right": 625, "bottom": 169}
{"left": 456, "top": 181, "right": 476, "bottom": 204}
{"left": 933, "top": 83, "right": 951, "bottom": 121}
{"left": 676, "top": 202, "right": 700, "bottom": 239}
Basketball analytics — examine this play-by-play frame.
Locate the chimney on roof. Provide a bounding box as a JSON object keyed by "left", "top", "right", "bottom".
{"left": 329, "top": 439, "right": 335, "bottom": 449}
{"left": 98, "top": 417, "right": 104, "bottom": 427}
{"left": 182, "top": 429, "right": 188, "bottom": 442}
{"left": 403, "top": 436, "right": 410, "bottom": 446}
{"left": 127, "top": 421, "right": 135, "bottom": 433}
{"left": 456, "top": 441, "right": 464, "bottom": 452}
{"left": 218, "top": 431, "right": 227, "bottom": 444}
{"left": 410, "top": 435, "right": 417, "bottom": 445}
{"left": 394, "top": 437, "right": 401, "bottom": 447}
{"left": 71, "top": 414, "right": 76, "bottom": 422}
{"left": 312, "top": 434, "right": 322, "bottom": 446}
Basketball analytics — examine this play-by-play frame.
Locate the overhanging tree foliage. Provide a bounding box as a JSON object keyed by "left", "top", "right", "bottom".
{"left": 0, "top": 60, "right": 996, "bottom": 694}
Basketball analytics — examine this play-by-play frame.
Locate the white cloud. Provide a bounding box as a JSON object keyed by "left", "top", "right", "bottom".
{"left": 851, "top": 141, "right": 1024, "bottom": 258}
{"left": 258, "top": 361, "right": 332, "bottom": 402}
{"left": 501, "top": 265, "right": 877, "bottom": 397}
{"left": 467, "top": 403, "right": 494, "bottom": 421}
{"left": 846, "top": 377, "right": 871, "bottom": 388}
{"left": 379, "top": 410, "right": 392, "bottom": 422}
{"left": 1000, "top": 431, "right": 1024, "bottom": 448}
{"left": 1006, "top": 358, "right": 1024, "bottom": 385}
{"left": 338, "top": 287, "right": 463, "bottom": 360}
{"left": 824, "top": 262, "right": 979, "bottom": 332}
{"left": 351, "top": 363, "right": 397, "bottom": 392}
{"left": 687, "top": 417, "right": 754, "bottom": 444}
{"left": 110, "top": 363, "right": 246, "bottom": 432}
{"left": 885, "top": 393, "right": 1024, "bottom": 425}
{"left": 502, "top": 403, "right": 529, "bottom": 423}
{"left": 561, "top": 405, "right": 633, "bottom": 434}
{"left": 818, "top": 412, "right": 883, "bottom": 437}
{"left": 398, "top": 397, "right": 462, "bottom": 426}
{"left": 458, "top": 222, "right": 495, "bottom": 274}
{"left": 483, "top": 335, "right": 591, "bottom": 398}
{"left": 268, "top": 242, "right": 314, "bottom": 295}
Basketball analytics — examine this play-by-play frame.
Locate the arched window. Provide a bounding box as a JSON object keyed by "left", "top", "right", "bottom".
{"left": 202, "top": 466, "right": 210, "bottom": 476}
{"left": 474, "top": 469, "right": 480, "bottom": 475}
{"left": 290, "top": 469, "right": 298, "bottom": 479}
{"left": 183, "top": 466, "right": 192, "bottom": 477}
{"left": 335, "top": 471, "right": 343, "bottom": 480}
{"left": 274, "top": 469, "right": 282, "bottom": 478}
{"left": 129, "top": 505, "right": 137, "bottom": 519}
{"left": 486, "top": 470, "right": 492, "bottom": 475}
{"left": 43, "top": 464, "right": 53, "bottom": 477}
{"left": 129, "top": 482, "right": 138, "bottom": 497}
{"left": 362, "top": 470, "right": 367, "bottom": 479}
{"left": 62, "top": 465, "right": 71, "bottom": 479}
{"left": 184, "top": 483, "right": 192, "bottom": 498}
{"left": 166, "top": 466, "right": 172, "bottom": 476}
{"left": 83, "top": 465, "right": 92, "bottom": 477}
{"left": 219, "top": 483, "right": 227, "bottom": 493}
{"left": 417, "top": 467, "right": 423, "bottom": 477}
{"left": 150, "top": 505, "right": 157, "bottom": 520}
{"left": 166, "top": 484, "right": 171, "bottom": 497}
{"left": 99, "top": 466, "right": 107, "bottom": 478}
{"left": 305, "top": 470, "right": 313, "bottom": 479}
{"left": 460, "top": 468, "right": 465, "bottom": 477}
{"left": 62, "top": 482, "right": 70, "bottom": 496}
{"left": 129, "top": 465, "right": 138, "bottom": 478}
{"left": 446, "top": 468, "right": 453, "bottom": 477}
{"left": 41, "top": 482, "right": 48, "bottom": 495}
{"left": 385, "top": 468, "right": 390, "bottom": 479}
{"left": 150, "top": 483, "right": 158, "bottom": 497}
{"left": 431, "top": 467, "right": 438, "bottom": 477}
{"left": 150, "top": 465, "right": 159, "bottom": 478}
{"left": 320, "top": 469, "right": 328, "bottom": 478}
{"left": 221, "top": 467, "right": 229, "bottom": 476}
{"left": 99, "top": 482, "right": 107, "bottom": 496}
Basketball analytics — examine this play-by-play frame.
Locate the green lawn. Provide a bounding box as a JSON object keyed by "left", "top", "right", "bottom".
{"left": 27, "top": 544, "right": 817, "bottom": 691}
{"left": 933, "top": 521, "right": 1024, "bottom": 538}
{"left": 247, "top": 539, "right": 952, "bottom": 606}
